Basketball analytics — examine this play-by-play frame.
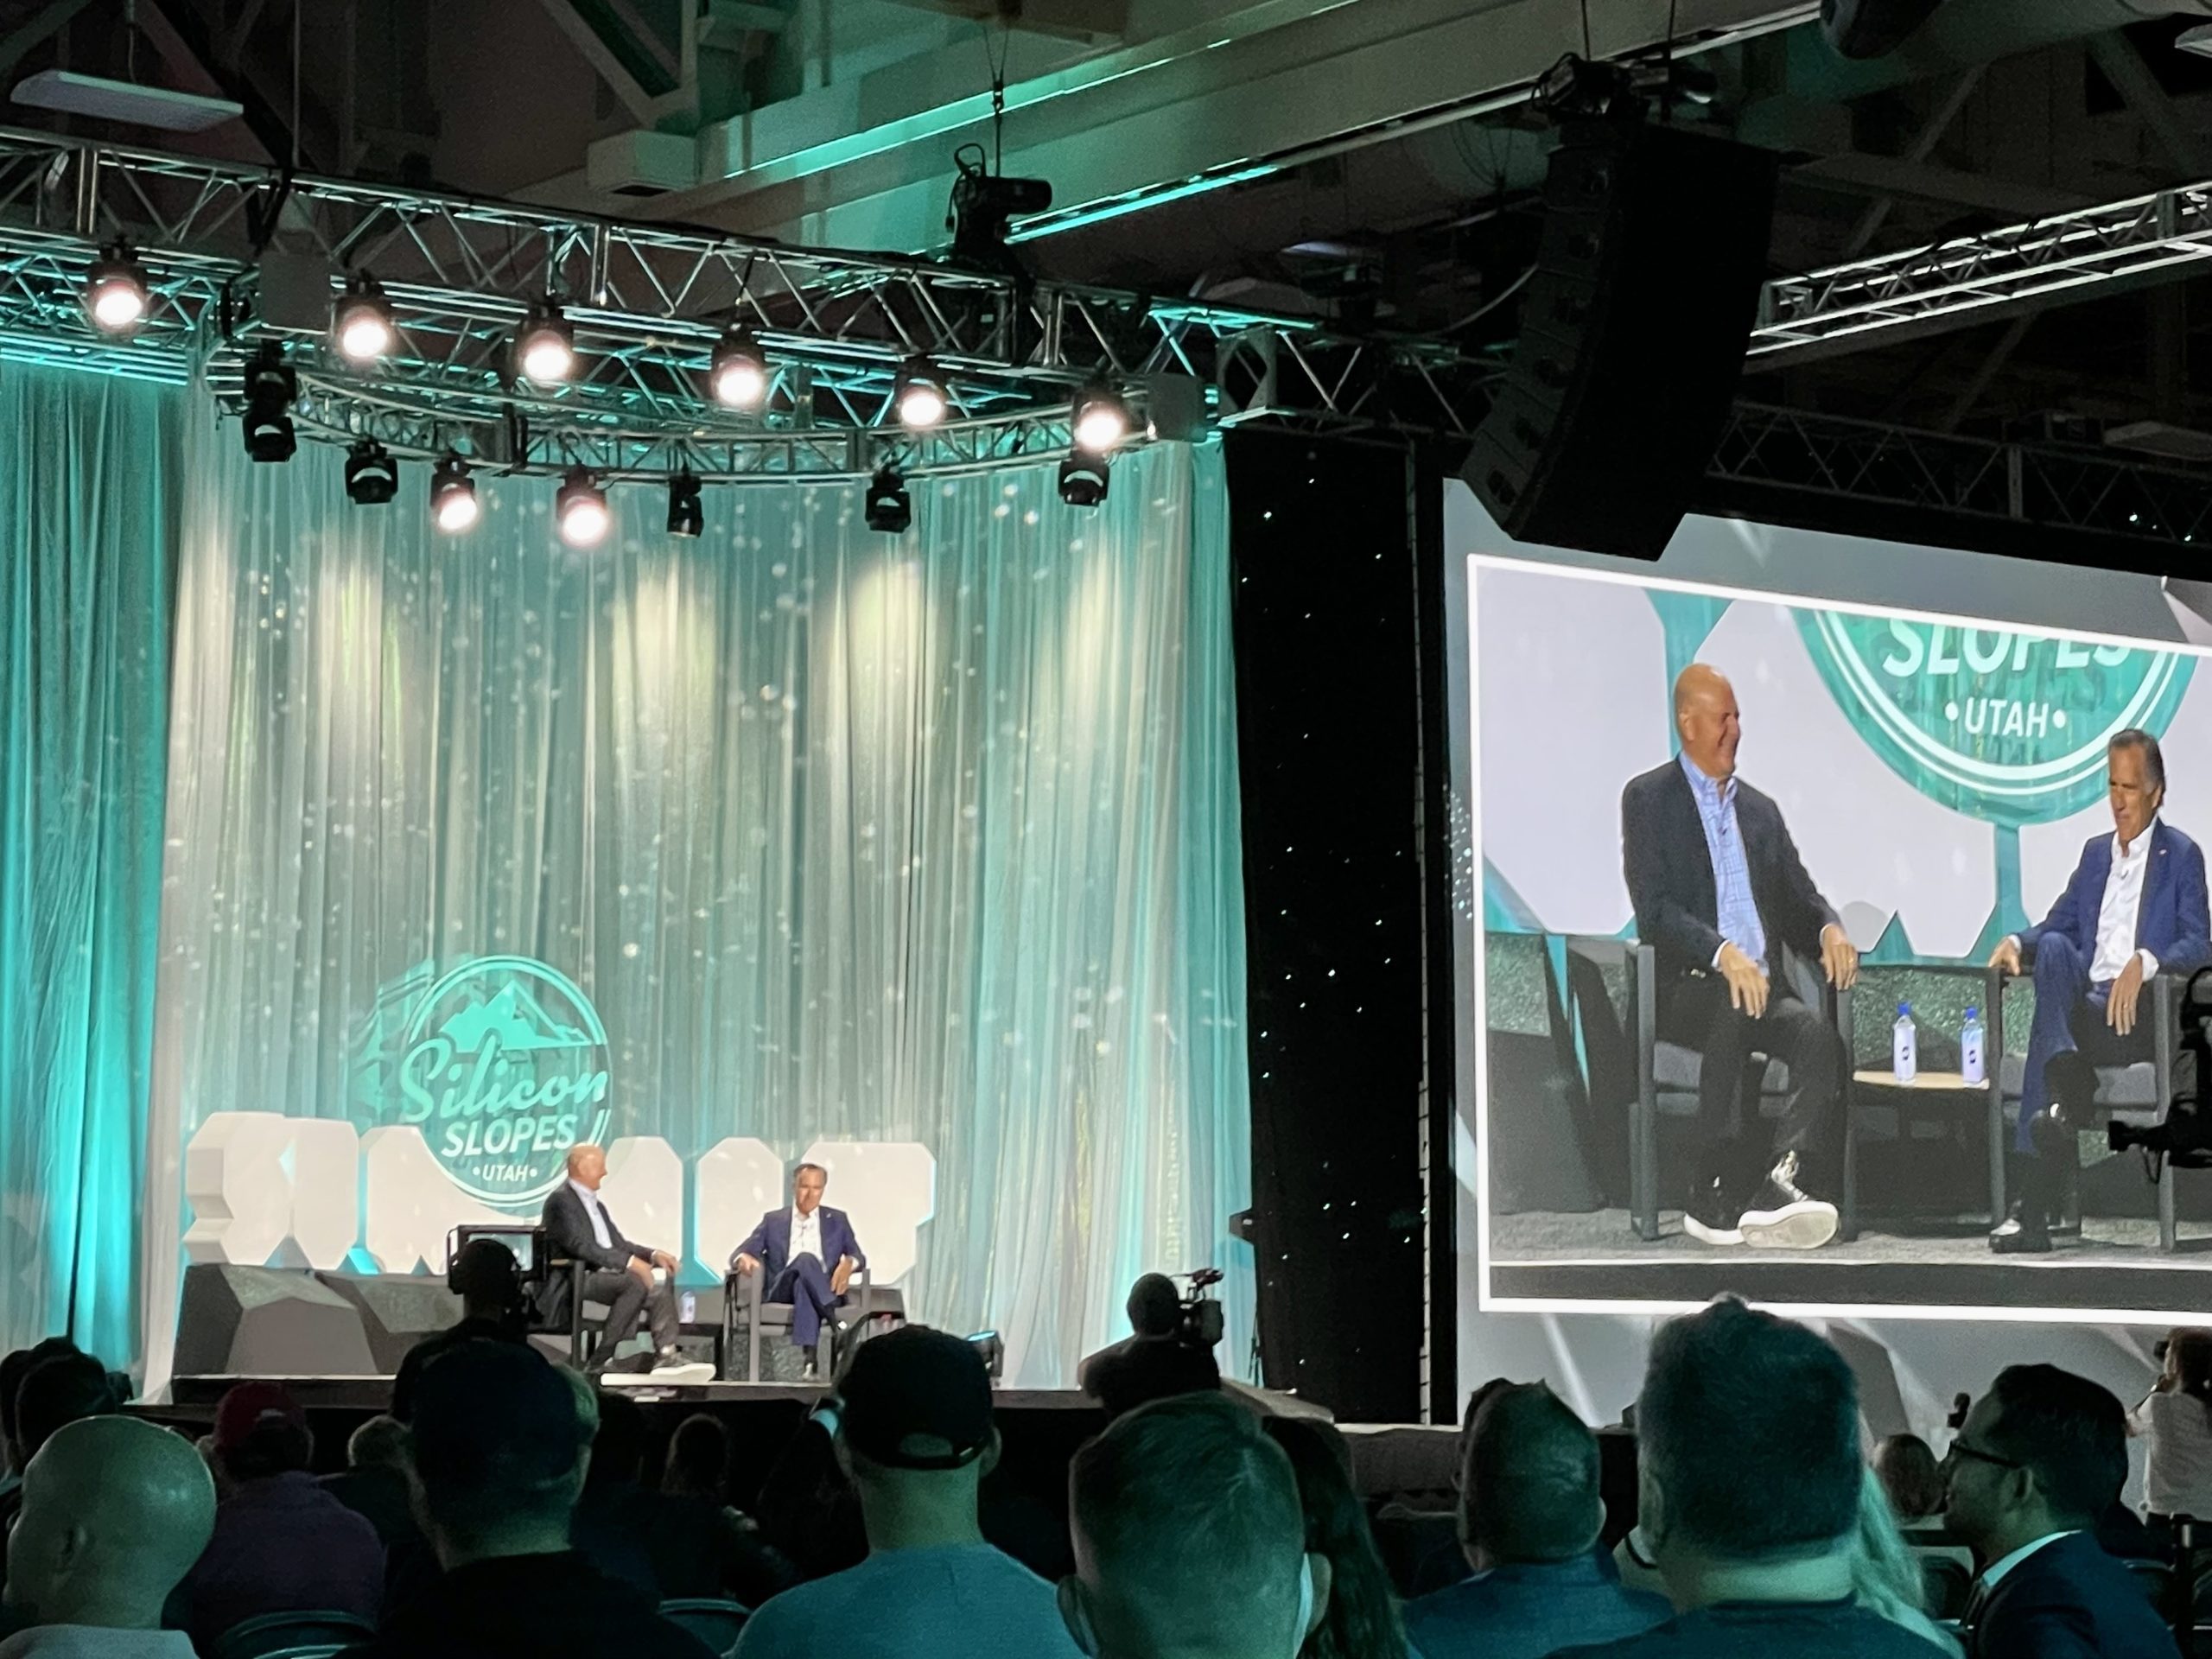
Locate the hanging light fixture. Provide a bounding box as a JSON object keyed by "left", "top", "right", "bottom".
{"left": 240, "top": 343, "right": 297, "bottom": 463}
{"left": 894, "top": 359, "right": 947, "bottom": 429}
{"left": 1071, "top": 385, "right": 1131, "bottom": 454}
{"left": 556, "top": 467, "right": 610, "bottom": 546}
{"left": 865, "top": 462, "right": 912, "bottom": 533}
{"left": 515, "top": 299, "right": 576, "bottom": 385}
{"left": 1058, "top": 448, "right": 1109, "bottom": 508}
{"left": 666, "top": 469, "right": 703, "bottom": 537}
{"left": 430, "top": 455, "right": 480, "bottom": 533}
{"left": 344, "top": 440, "right": 399, "bottom": 505}
{"left": 332, "top": 273, "right": 396, "bottom": 362}
{"left": 709, "top": 325, "right": 768, "bottom": 409}
{"left": 84, "top": 240, "right": 150, "bottom": 334}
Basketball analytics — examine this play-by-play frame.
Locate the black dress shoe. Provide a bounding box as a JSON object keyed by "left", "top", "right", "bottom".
{"left": 1990, "top": 1206, "right": 2053, "bottom": 1254}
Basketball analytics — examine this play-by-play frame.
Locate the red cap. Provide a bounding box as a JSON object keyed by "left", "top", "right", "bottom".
{"left": 213, "top": 1380, "right": 308, "bottom": 1456}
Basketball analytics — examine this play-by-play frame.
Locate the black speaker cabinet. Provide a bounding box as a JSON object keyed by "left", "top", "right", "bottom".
{"left": 174, "top": 1264, "right": 379, "bottom": 1377}
{"left": 1465, "top": 119, "right": 1777, "bottom": 560}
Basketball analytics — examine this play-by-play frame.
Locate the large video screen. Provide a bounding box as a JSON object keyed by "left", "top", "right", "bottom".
{"left": 1450, "top": 493, "right": 2212, "bottom": 1321}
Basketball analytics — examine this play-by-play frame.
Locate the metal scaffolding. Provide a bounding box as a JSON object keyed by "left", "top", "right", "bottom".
{"left": 0, "top": 127, "right": 1484, "bottom": 478}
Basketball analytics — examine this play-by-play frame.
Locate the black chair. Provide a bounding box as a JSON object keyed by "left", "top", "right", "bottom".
{"left": 724, "top": 1262, "right": 884, "bottom": 1381}
{"left": 499, "top": 1225, "right": 607, "bottom": 1368}
{"left": 1563, "top": 936, "right": 1849, "bottom": 1241}
{"left": 1918, "top": 1553, "right": 1974, "bottom": 1621}
{"left": 659, "top": 1598, "right": 749, "bottom": 1658}
{"left": 210, "top": 1611, "right": 378, "bottom": 1659}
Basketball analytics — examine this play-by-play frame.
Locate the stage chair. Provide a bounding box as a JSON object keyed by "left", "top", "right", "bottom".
{"left": 724, "top": 1260, "right": 876, "bottom": 1382}
{"left": 658, "top": 1598, "right": 749, "bottom": 1657}
{"left": 527, "top": 1229, "right": 613, "bottom": 1368}
{"left": 1562, "top": 937, "right": 1848, "bottom": 1243}
{"left": 1990, "top": 964, "right": 2184, "bottom": 1251}
{"left": 209, "top": 1610, "right": 377, "bottom": 1659}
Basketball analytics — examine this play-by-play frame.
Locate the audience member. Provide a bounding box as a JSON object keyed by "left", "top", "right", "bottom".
{"left": 2130, "top": 1328, "right": 2212, "bottom": 1526}
{"left": 0, "top": 1355, "right": 122, "bottom": 1593}
{"left": 1847, "top": 1468, "right": 1961, "bottom": 1658}
{"left": 1063, "top": 1392, "right": 1328, "bottom": 1659}
{"left": 0, "top": 1342, "right": 74, "bottom": 1497}
{"left": 176, "top": 1382, "right": 385, "bottom": 1649}
{"left": 1872, "top": 1435, "right": 1948, "bottom": 1529}
{"left": 1080, "top": 1275, "right": 1220, "bottom": 1421}
{"left": 340, "top": 1342, "right": 714, "bottom": 1659}
{"left": 654, "top": 1414, "right": 797, "bottom": 1609}
{"left": 1262, "top": 1419, "right": 1406, "bottom": 1659}
{"left": 569, "top": 1391, "right": 664, "bottom": 1599}
{"left": 734, "top": 1325, "right": 1079, "bottom": 1658}
{"left": 1406, "top": 1383, "right": 1667, "bottom": 1659}
{"left": 1560, "top": 1299, "right": 1936, "bottom": 1659}
{"left": 752, "top": 1408, "right": 866, "bottom": 1580}
{"left": 1943, "top": 1364, "right": 2178, "bottom": 1659}
{"left": 390, "top": 1241, "right": 527, "bottom": 1424}
{"left": 320, "top": 1417, "right": 421, "bottom": 1552}
{"left": 661, "top": 1413, "right": 733, "bottom": 1503}
{"left": 0, "top": 1417, "right": 215, "bottom": 1659}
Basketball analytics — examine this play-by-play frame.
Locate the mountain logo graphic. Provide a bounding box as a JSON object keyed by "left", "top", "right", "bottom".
{"left": 372, "top": 956, "right": 616, "bottom": 1208}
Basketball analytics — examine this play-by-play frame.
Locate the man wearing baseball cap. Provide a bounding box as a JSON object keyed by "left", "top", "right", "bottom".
{"left": 734, "top": 1326, "right": 1081, "bottom": 1658}
{"left": 176, "top": 1382, "right": 384, "bottom": 1649}
{"left": 344, "top": 1340, "right": 714, "bottom": 1659}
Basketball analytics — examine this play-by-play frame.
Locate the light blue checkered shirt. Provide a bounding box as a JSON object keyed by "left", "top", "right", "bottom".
{"left": 1680, "top": 752, "right": 1765, "bottom": 968}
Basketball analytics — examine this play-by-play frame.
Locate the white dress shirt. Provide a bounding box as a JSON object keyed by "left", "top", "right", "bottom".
{"left": 569, "top": 1178, "right": 613, "bottom": 1250}
{"left": 1974, "top": 1529, "right": 2076, "bottom": 1595}
{"left": 2090, "top": 820, "right": 2159, "bottom": 983}
{"left": 791, "top": 1204, "right": 823, "bottom": 1268}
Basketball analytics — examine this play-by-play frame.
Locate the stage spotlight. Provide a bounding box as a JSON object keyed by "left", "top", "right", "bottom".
{"left": 85, "top": 241, "right": 150, "bottom": 334}
{"left": 430, "top": 455, "right": 479, "bottom": 533}
{"left": 1058, "top": 448, "right": 1109, "bottom": 508}
{"left": 964, "top": 1330, "right": 1007, "bottom": 1383}
{"left": 344, "top": 440, "right": 399, "bottom": 505}
{"left": 516, "top": 300, "right": 575, "bottom": 385}
{"left": 241, "top": 343, "right": 298, "bottom": 463}
{"left": 1071, "top": 385, "right": 1130, "bottom": 454}
{"left": 895, "top": 359, "right": 947, "bottom": 429}
{"left": 709, "top": 326, "right": 767, "bottom": 409}
{"left": 332, "top": 274, "right": 395, "bottom": 362}
{"left": 666, "top": 469, "right": 703, "bottom": 537}
{"left": 556, "top": 467, "right": 610, "bottom": 547}
{"left": 864, "top": 463, "right": 912, "bottom": 534}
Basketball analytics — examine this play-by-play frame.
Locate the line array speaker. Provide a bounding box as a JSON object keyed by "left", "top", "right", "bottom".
{"left": 1464, "top": 119, "right": 1777, "bottom": 561}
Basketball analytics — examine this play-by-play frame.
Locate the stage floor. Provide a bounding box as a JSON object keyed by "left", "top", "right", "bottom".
{"left": 159, "top": 1376, "right": 1097, "bottom": 1412}
{"left": 1489, "top": 1207, "right": 2212, "bottom": 1313}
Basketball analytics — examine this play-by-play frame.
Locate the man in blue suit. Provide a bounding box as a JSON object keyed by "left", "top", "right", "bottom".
{"left": 1988, "top": 729, "right": 2210, "bottom": 1252}
{"left": 730, "top": 1162, "right": 866, "bottom": 1377}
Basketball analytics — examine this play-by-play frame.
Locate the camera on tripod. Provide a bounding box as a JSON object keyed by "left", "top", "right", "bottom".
{"left": 1179, "top": 1267, "right": 1226, "bottom": 1349}
{"left": 2107, "top": 965, "right": 2212, "bottom": 1167}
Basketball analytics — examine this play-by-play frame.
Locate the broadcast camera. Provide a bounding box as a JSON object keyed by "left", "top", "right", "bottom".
{"left": 1180, "top": 1267, "right": 1226, "bottom": 1349}
{"left": 2108, "top": 965, "right": 2212, "bottom": 1167}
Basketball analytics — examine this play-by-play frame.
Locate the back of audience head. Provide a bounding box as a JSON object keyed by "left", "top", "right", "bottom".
{"left": 406, "top": 1341, "right": 594, "bottom": 1569}
{"left": 0, "top": 1339, "right": 73, "bottom": 1474}
{"left": 449, "top": 1238, "right": 524, "bottom": 1324}
{"left": 1066, "top": 1392, "right": 1328, "bottom": 1659}
{"left": 587, "top": 1389, "right": 647, "bottom": 1493}
{"left": 663, "top": 1412, "right": 731, "bottom": 1502}
{"left": 1636, "top": 1300, "right": 1859, "bottom": 1592}
{"left": 1128, "top": 1274, "right": 1181, "bottom": 1339}
{"left": 15, "top": 1352, "right": 120, "bottom": 1465}
{"left": 1944, "top": 1364, "right": 2126, "bottom": 1554}
{"left": 348, "top": 1414, "right": 410, "bottom": 1475}
{"left": 1872, "top": 1433, "right": 1943, "bottom": 1523}
{"left": 834, "top": 1325, "right": 1000, "bottom": 1545}
{"left": 3, "top": 1416, "right": 216, "bottom": 1630}
{"left": 1461, "top": 1381, "right": 1605, "bottom": 1569}
{"left": 1263, "top": 1418, "right": 1404, "bottom": 1659}
{"left": 211, "top": 1381, "right": 314, "bottom": 1486}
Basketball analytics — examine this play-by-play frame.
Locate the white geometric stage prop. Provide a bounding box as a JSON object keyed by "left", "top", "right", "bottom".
{"left": 182, "top": 1113, "right": 936, "bottom": 1283}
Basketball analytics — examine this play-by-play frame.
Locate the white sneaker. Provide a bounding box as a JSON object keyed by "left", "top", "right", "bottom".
{"left": 648, "top": 1359, "right": 715, "bottom": 1384}
{"left": 1682, "top": 1212, "right": 1745, "bottom": 1247}
{"left": 1736, "top": 1154, "right": 1839, "bottom": 1250}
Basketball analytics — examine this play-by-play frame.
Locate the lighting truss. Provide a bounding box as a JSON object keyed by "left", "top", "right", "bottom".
{"left": 0, "top": 128, "right": 1484, "bottom": 477}
{"left": 1752, "top": 180, "right": 2212, "bottom": 366}
{"left": 1707, "top": 403, "right": 2212, "bottom": 556}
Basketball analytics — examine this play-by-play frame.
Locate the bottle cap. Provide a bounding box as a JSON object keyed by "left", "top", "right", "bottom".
{"left": 1897, "top": 1002, "right": 1910, "bottom": 1015}
{"left": 1965, "top": 1006, "right": 1978, "bottom": 1019}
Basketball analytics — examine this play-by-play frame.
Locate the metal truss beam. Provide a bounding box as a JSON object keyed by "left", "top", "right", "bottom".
{"left": 0, "top": 126, "right": 1485, "bottom": 479}
{"left": 1752, "top": 177, "right": 2212, "bottom": 368}
{"left": 1705, "top": 403, "right": 2212, "bottom": 569}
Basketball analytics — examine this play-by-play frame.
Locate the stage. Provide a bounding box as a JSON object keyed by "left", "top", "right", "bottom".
{"left": 1491, "top": 1207, "right": 2212, "bottom": 1313}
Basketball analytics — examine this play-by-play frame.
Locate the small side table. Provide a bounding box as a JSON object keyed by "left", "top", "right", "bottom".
{"left": 1844, "top": 1067, "right": 2005, "bottom": 1243}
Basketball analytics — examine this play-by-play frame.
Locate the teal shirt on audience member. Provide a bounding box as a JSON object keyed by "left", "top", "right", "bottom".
{"left": 731, "top": 1542, "right": 1083, "bottom": 1659}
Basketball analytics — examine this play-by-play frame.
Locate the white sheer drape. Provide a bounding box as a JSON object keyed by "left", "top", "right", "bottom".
{"left": 145, "top": 388, "right": 1250, "bottom": 1389}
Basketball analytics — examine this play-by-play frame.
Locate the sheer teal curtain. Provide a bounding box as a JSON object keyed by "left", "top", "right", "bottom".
{"left": 0, "top": 365, "right": 181, "bottom": 1365}
{"left": 147, "top": 395, "right": 1250, "bottom": 1388}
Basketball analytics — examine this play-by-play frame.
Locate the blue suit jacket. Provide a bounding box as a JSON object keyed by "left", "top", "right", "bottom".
{"left": 1967, "top": 1531, "right": 2179, "bottom": 1659}
{"left": 2019, "top": 820, "right": 2212, "bottom": 980}
{"left": 730, "top": 1205, "right": 865, "bottom": 1278}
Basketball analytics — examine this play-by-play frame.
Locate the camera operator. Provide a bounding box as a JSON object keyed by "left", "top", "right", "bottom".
{"left": 2128, "top": 1329, "right": 2212, "bottom": 1529}
{"left": 391, "top": 1239, "right": 531, "bottom": 1423}
{"left": 1078, "top": 1273, "right": 1224, "bottom": 1421}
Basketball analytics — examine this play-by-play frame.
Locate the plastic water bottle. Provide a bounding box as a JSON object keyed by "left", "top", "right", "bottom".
{"left": 1961, "top": 1006, "right": 1986, "bottom": 1087}
{"left": 678, "top": 1291, "right": 696, "bottom": 1325}
{"left": 1893, "top": 1003, "right": 1917, "bottom": 1084}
